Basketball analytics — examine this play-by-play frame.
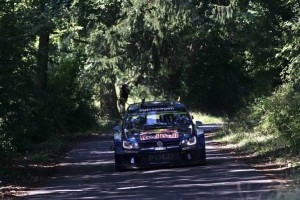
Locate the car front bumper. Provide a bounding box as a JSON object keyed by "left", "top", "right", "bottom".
{"left": 115, "top": 147, "right": 206, "bottom": 170}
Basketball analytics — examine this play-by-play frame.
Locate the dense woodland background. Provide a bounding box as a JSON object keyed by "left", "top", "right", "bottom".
{"left": 0, "top": 0, "right": 300, "bottom": 163}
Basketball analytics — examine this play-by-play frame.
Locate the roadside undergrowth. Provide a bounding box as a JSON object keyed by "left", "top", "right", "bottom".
{"left": 214, "top": 122, "right": 300, "bottom": 169}
{"left": 190, "top": 111, "right": 226, "bottom": 124}
{"left": 212, "top": 80, "right": 300, "bottom": 182}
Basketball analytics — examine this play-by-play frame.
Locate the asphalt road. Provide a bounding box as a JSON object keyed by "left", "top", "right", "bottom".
{"left": 19, "top": 129, "right": 284, "bottom": 200}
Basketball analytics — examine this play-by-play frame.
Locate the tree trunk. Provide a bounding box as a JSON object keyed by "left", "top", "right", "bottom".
{"left": 99, "top": 76, "right": 120, "bottom": 119}
{"left": 37, "top": 31, "right": 49, "bottom": 91}
{"left": 36, "top": 1, "right": 50, "bottom": 91}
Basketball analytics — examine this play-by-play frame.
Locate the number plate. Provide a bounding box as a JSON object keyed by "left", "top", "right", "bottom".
{"left": 145, "top": 152, "right": 180, "bottom": 163}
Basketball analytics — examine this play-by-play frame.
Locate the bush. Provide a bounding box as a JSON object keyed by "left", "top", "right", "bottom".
{"left": 226, "top": 75, "right": 300, "bottom": 153}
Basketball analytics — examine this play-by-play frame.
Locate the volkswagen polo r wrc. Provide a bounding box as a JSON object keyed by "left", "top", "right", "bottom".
{"left": 113, "top": 101, "right": 206, "bottom": 171}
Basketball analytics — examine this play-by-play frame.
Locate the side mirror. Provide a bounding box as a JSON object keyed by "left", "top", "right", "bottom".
{"left": 195, "top": 121, "right": 203, "bottom": 127}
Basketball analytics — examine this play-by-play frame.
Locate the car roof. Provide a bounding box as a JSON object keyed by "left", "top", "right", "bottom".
{"left": 127, "top": 101, "right": 186, "bottom": 113}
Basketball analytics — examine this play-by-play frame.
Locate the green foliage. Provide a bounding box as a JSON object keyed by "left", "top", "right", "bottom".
{"left": 221, "top": 0, "right": 300, "bottom": 150}
{"left": 1, "top": 0, "right": 300, "bottom": 181}
{"left": 0, "top": 0, "right": 98, "bottom": 161}
{"left": 210, "top": 6, "right": 300, "bottom": 192}
{"left": 219, "top": 77, "right": 300, "bottom": 154}
{"left": 48, "top": 56, "right": 97, "bottom": 132}
{"left": 257, "top": 82, "right": 300, "bottom": 148}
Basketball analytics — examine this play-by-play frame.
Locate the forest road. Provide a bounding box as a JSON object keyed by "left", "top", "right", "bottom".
{"left": 19, "top": 126, "right": 285, "bottom": 200}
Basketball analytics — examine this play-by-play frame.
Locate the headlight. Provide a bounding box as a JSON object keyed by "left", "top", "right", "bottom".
{"left": 122, "top": 140, "right": 139, "bottom": 149}
{"left": 181, "top": 136, "right": 197, "bottom": 146}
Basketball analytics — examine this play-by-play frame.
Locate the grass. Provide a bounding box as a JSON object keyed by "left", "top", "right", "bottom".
{"left": 212, "top": 124, "right": 291, "bottom": 157}
{"left": 190, "top": 111, "right": 226, "bottom": 124}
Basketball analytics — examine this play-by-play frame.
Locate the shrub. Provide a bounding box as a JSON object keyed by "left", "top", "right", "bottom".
{"left": 228, "top": 75, "right": 300, "bottom": 153}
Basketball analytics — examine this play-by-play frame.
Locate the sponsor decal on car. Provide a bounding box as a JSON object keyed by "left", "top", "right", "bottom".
{"left": 140, "top": 129, "right": 179, "bottom": 140}
{"left": 139, "top": 107, "right": 175, "bottom": 112}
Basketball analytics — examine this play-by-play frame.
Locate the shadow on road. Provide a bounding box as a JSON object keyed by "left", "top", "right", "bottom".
{"left": 19, "top": 137, "right": 285, "bottom": 200}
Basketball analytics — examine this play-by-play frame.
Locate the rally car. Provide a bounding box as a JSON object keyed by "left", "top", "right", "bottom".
{"left": 113, "top": 101, "right": 206, "bottom": 171}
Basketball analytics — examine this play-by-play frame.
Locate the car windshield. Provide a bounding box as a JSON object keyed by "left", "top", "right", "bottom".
{"left": 124, "top": 110, "right": 192, "bottom": 130}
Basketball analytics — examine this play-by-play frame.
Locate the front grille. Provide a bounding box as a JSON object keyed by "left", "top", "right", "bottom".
{"left": 139, "top": 141, "right": 180, "bottom": 148}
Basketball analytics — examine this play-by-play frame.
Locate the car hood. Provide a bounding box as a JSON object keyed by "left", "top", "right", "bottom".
{"left": 130, "top": 127, "right": 192, "bottom": 142}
